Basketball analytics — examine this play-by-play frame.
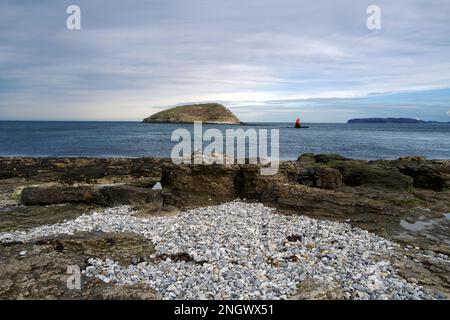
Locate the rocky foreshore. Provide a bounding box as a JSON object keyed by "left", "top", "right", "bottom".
{"left": 0, "top": 155, "right": 449, "bottom": 299}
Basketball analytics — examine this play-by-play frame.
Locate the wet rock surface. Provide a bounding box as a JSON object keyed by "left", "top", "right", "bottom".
{"left": 0, "top": 231, "right": 156, "bottom": 299}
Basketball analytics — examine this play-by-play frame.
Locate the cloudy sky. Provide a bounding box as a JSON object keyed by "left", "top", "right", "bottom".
{"left": 0, "top": 0, "right": 449, "bottom": 122}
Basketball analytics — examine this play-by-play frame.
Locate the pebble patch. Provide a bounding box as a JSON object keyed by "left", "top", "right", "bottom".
{"left": 0, "top": 201, "right": 442, "bottom": 300}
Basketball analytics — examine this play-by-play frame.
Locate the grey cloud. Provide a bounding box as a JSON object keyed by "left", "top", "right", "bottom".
{"left": 0, "top": 0, "right": 449, "bottom": 121}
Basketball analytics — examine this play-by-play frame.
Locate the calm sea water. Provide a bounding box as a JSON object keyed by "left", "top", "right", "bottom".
{"left": 0, "top": 121, "right": 449, "bottom": 160}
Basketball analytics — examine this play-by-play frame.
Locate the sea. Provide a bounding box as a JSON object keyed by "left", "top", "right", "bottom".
{"left": 0, "top": 121, "right": 449, "bottom": 160}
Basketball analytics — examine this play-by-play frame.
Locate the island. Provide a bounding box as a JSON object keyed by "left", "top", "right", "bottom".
{"left": 143, "top": 103, "right": 242, "bottom": 124}
{"left": 348, "top": 117, "right": 428, "bottom": 124}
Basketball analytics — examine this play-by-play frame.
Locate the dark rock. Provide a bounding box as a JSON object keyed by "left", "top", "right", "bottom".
{"left": 34, "top": 232, "right": 155, "bottom": 266}
{"left": 130, "top": 256, "right": 140, "bottom": 265}
{"left": 20, "top": 185, "right": 163, "bottom": 208}
{"left": 298, "top": 167, "right": 343, "bottom": 190}
{"left": 278, "top": 161, "right": 301, "bottom": 184}
{"left": 395, "top": 161, "right": 448, "bottom": 191}
{"left": 99, "top": 185, "right": 163, "bottom": 209}
{"left": 297, "top": 153, "right": 316, "bottom": 164}
{"left": 331, "top": 161, "right": 413, "bottom": 191}
{"left": 298, "top": 168, "right": 316, "bottom": 187}
{"left": 0, "top": 204, "right": 93, "bottom": 232}
{"left": 314, "top": 154, "right": 349, "bottom": 163}
{"left": 236, "top": 165, "right": 291, "bottom": 202}
{"left": 0, "top": 157, "right": 166, "bottom": 184}
{"left": 261, "top": 181, "right": 387, "bottom": 218}
{"left": 161, "top": 163, "right": 240, "bottom": 207}
{"left": 315, "top": 167, "right": 344, "bottom": 190}
{"left": 286, "top": 235, "right": 302, "bottom": 242}
{"left": 21, "top": 186, "right": 102, "bottom": 206}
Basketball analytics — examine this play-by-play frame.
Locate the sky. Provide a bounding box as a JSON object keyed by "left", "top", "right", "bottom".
{"left": 0, "top": 0, "right": 449, "bottom": 122}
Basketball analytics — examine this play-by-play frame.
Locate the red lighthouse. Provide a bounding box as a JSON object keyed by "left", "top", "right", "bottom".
{"left": 295, "top": 117, "right": 301, "bottom": 128}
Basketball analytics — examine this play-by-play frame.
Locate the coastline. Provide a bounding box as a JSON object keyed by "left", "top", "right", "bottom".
{"left": 0, "top": 154, "right": 449, "bottom": 299}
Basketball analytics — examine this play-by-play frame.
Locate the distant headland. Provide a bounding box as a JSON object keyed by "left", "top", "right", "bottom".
{"left": 348, "top": 117, "right": 449, "bottom": 124}
{"left": 143, "top": 103, "right": 242, "bottom": 124}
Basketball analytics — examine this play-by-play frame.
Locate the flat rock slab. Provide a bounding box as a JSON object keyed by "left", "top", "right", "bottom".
{"left": 0, "top": 203, "right": 93, "bottom": 232}
{"left": 0, "top": 231, "right": 156, "bottom": 299}
{"left": 20, "top": 185, "right": 163, "bottom": 208}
